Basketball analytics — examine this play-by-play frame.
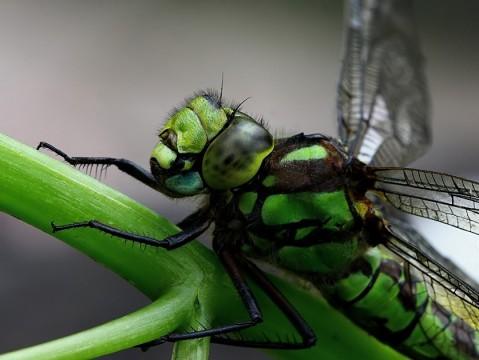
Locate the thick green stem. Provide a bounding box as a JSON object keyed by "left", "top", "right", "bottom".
{"left": 172, "top": 339, "right": 210, "bottom": 360}
{"left": 0, "top": 133, "right": 404, "bottom": 359}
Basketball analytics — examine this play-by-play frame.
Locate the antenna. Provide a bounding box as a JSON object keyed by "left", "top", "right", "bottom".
{"left": 219, "top": 72, "right": 224, "bottom": 106}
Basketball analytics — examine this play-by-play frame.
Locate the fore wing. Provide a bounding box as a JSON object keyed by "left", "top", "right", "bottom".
{"left": 337, "top": 0, "right": 430, "bottom": 166}
{"left": 369, "top": 167, "right": 479, "bottom": 234}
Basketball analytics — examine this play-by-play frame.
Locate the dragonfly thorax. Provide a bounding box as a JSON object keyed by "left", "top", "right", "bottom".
{"left": 227, "top": 134, "right": 366, "bottom": 275}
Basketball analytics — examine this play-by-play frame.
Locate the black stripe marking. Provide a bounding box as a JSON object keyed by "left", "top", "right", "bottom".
{"left": 389, "top": 297, "right": 429, "bottom": 345}
{"left": 344, "top": 262, "right": 381, "bottom": 306}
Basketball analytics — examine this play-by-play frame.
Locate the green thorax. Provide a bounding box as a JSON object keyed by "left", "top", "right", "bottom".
{"left": 234, "top": 134, "right": 367, "bottom": 275}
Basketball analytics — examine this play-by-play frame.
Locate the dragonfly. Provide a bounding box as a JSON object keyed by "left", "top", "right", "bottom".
{"left": 36, "top": 0, "right": 479, "bottom": 359}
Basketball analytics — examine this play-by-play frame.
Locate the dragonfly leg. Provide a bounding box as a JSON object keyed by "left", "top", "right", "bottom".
{"left": 37, "top": 142, "right": 158, "bottom": 188}
{"left": 51, "top": 208, "right": 211, "bottom": 250}
{"left": 176, "top": 207, "right": 210, "bottom": 229}
{"left": 138, "top": 249, "right": 263, "bottom": 351}
{"left": 210, "top": 257, "right": 316, "bottom": 349}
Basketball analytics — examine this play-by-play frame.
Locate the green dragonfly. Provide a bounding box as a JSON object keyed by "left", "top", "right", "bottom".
{"left": 36, "top": 0, "right": 479, "bottom": 359}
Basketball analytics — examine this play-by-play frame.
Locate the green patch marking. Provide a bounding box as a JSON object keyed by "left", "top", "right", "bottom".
{"left": 334, "top": 248, "right": 382, "bottom": 301}
{"left": 238, "top": 192, "right": 258, "bottom": 215}
{"left": 278, "top": 238, "right": 358, "bottom": 274}
{"left": 262, "top": 175, "right": 276, "bottom": 187}
{"left": 353, "top": 272, "right": 413, "bottom": 331}
{"left": 261, "top": 191, "right": 354, "bottom": 230}
{"left": 165, "top": 171, "right": 204, "bottom": 195}
{"left": 336, "top": 272, "right": 371, "bottom": 302}
{"left": 280, "top": 145, "right": 328, "bottom": 163}
{"left": 295, "top": 226, "right": 316, "bottom": 240}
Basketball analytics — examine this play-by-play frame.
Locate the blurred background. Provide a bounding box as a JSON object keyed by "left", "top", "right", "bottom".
{"left": 0, "top": 0, "right": 478, "bottom": 358}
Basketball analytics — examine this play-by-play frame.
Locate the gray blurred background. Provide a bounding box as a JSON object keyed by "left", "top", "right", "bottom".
{"left": 0, "top": 0, "right": 478, "bottom": 359}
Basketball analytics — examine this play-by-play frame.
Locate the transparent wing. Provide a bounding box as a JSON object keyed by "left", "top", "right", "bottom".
{"left": 337, "top": 0, "right": 430, "bottom": 166}
{"left": 381, "top": 218, "right": 479, "bottom": 331}
{"left": 370, "top": 168, "right": 479, "bottom": 234}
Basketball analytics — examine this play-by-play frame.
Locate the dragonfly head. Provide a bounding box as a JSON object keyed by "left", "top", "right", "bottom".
{"left": 150, "top": 92, "right": 273, "bottom": 198}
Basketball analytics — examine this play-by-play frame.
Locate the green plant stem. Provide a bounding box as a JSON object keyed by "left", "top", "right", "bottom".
{"left": 172, "top": 338, "right": 210, "bottom": 360}
{"left": 0, "top": 133, "right": 404, "bottom": 360}
{"left": 0, "top": 288, "right": 190, "bottom": 360}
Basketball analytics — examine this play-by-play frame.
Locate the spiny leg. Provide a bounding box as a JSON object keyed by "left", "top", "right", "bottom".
{"left": 55, "top": 213, "right": 317, "bottom": 350}
{"left": 138, "top": 249, "right": 263, "bottom": 350}
{"left": 211, "top": 257, "right": 316, "bottom": 349}
{"left": 51, "top": 208, "right": 212, "bottom": 250}
{"left": 37, "top": 142, "right": 158, "bottom": 188}
{"left": 141, "top": 253, "right": 316, "bottom": 350}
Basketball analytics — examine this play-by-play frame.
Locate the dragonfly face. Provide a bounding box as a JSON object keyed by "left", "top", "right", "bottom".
{"left": 150, "top": 93, "right": 274, "bottom": 197}
{"left": 150, "top": 140, "right": 206, "bottom": 198}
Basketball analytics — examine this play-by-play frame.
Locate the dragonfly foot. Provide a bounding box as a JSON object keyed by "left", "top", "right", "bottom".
{"left": 136, "top": 337, "right": 168, "bottom": 352}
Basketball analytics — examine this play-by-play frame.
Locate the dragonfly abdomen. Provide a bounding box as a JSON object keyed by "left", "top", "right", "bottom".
{"left": 324, "top": 247, "right": 479, "bottom": 359}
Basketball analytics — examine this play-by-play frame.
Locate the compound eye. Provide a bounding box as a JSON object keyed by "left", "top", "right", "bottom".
{"left": 202, "top": 115, "right": 273, "bottom": 190}
{"left": 160, "top": 130, "right": 178, "bottom": 150}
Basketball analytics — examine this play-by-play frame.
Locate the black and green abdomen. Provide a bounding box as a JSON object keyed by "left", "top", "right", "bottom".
{"left": 331, "top": 247, "right": 479, "bottom": 359}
